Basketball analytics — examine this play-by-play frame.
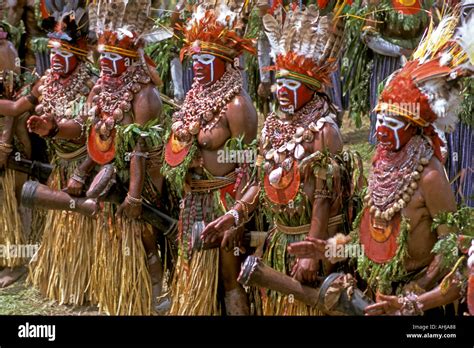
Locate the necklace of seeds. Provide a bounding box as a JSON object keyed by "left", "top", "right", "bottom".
{"left": 261, "top": 96, "right": 327, "bottom": 179}
{"left": 35, "top": 63, "right": 91, "bottom": 119}
{"left": 364, "top": 135, "right": 433, "bottom": 222}
{"left": 171, "top": 68, "right": 242, "bottom": 143}
{"left": 89, "top": 62, "right": 151, "bottom": 139}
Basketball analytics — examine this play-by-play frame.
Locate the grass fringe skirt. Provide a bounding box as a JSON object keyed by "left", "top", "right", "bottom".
{"left": 90, "top": 205, "right": 152, "bottom": 315}
{"left": 28, "top": 211, "right": 95, "bottom": 305}
{"left": 0, "top": 169, "right": 25, "bottom": 268}
{"left": 261, "top": 228, "right": 323, "bottom": 316}
{"left": 169, "top": 248, "right": 220, "bottom": 315}
{"left": 28, "top": 166, "right": 96, "bottom": 306}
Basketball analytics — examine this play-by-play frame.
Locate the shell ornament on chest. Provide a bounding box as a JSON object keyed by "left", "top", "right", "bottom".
{"left": 87, "top": 62, "right": 151, "bottom": 165}
{"left": 35, "top": 63, "right": 92, "bottom": 119}
{"left": 359, "top": 136, "right": 434, "bottom": 263}
{"left": 164, "top": 68, "right": 242, "bottom": 167}
{"left": 262, "top": 97, "right": 330, "bottom": 205}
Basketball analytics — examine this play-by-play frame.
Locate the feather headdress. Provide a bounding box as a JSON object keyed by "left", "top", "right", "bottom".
{"left": 41, "top": 0, "right": 89, "bottom": 56}
{"left": 179, "top": 0, "right": 256, "bottom": 62}
{"left": 375, "top": 12, "right": 473, "bottom": 133}
{"left": 262, "top": 4, "right": 345, "bottom": 91}
{"left": 89, "top": 0, "right": 172, "bottom": 58}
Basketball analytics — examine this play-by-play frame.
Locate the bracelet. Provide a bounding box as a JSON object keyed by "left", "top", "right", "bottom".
{"left": 46, "top": 118, "right": 59, "bottom": 138}
{"left": 235, "top": 200, "right": 249, "bottom": 222}
{"left": 71, "top": 168, "right": 87, "bottom": 184}
{"left": 26, "top": 93, "right": 38, "bottom": 106}
{"left": 225, "top": 209, "right": 240, "bottom": 227}
{"left": 0, "top": 142, "right": 13, "bottom": 154}
{"left": 398, "top": 292, "right": 424, "bottom": 316}
{"left": 71, "top": 174, "right": 86, "bottom": 185}
{"left": 126, "top": 194, "right": 143, "bottom": 207}
{"left": 130, "top": 151, "right": 149, "bottom": 159}
{"left": 72, "top": 119, "right": 86, "bottom": 140}
{"left": 314, "top": 189, "right": 332, "bottom": 200}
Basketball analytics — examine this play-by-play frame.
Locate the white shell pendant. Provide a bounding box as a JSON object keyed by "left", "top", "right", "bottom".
{"left": 265, "top": 148, "right": 275, "bottom": 160}
{"left": 295, "top": 127, "right": 305, "bottom": 137}
{"left": 278, "top": 144, "right": 287, "bottom": 153}
{"left": 269, "top": 167, "right": 283, "bottom": 185}
{"left": 286, "top": 140, "right": 296, "bottom": 151}
{"left": 294, "top": 144, "right": 305, "bottom": 160}
{"left": 308, "top": 122, "right": 318, "bottom": 132}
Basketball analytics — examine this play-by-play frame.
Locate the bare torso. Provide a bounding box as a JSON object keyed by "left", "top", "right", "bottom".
{"left": 400, "top": 158, "right": 456, "bottom": 271}
{"left": 190, "top": 91, "right": 257, "bottom": 177}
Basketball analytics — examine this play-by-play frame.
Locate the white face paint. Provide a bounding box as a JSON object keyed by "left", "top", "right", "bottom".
{"left": 376, "top": 113, "right": 406, "bottom": 150}
{"left": 276, "top": 78, "right": 301, "bottom": 114}
{"left": 100, "top": 52, "right": 130, "bottom": 76}
{"left": 192, "top": 53, "right": 216, "bottom": 83}
{"left": 50, "top": 48, "right": 74, "bottom": 74}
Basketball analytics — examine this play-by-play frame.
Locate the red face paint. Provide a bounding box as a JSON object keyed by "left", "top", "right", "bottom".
{"left": 100, "top": 52, "right": 130, "bottom": 77}
{"left": 192, "top": 54, "right": 226, "bottom": 86}
{"left": 276, "top": 78, "right": 314, "bottom": 114}
{"left": 376, "top": 114, "right": 414, "bottom": 151}
{"left": 50, "top": 48, "right": 78, "bottom": 76}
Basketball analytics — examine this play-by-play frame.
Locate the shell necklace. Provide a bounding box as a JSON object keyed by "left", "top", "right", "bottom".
{"left": 364, "top": 135, "right": 433, "bottom": 222}
{"left": 261, "top": 96, "right": 329, "bottom": 185}
{"left": 170, "top": 67, "right": 242, "bottom": 143}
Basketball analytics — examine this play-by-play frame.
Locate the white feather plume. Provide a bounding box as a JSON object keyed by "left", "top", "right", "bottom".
{"left": 455, "top": 15, "right": 474, "bottom": 67}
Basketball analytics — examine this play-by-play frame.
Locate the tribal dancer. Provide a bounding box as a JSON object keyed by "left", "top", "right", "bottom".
{"left": 361, "top": 0, "right": 431, "bottom": 143}
{"left": 21, "top": 1, "right": 97, "bottom": 305}
{"left": 0, "top": 22, "right": 31, "bottom": 287}
{"left": 162, "top": 0, "right": 257, "bottom": 315}
{"left": 203, "top": 5, "right": 364, "bottom": 315}
{"left": 33, "top": 0, "right": 172, "bottom": 315}
{"left": 290, "top": 13, "right": 474, "bottom": 315}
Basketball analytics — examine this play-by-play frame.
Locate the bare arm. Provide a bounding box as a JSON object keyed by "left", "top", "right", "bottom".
{"left": 128, "top": 84, "right": 163, "bottom": 199}
{"left": 411, "top": 159, "right": 457, "bottom": 290}
{"left": 201, "top": 94, "right": 258, "bottom": 246}
{"left": 0, "top": 81, "right": 39, "bottom": 117}
{"left": 308, "top": 124, "right": 343, "bottom": 240}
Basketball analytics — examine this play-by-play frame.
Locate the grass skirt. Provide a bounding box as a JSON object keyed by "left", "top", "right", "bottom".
{"left": 260, "top": 228, "right": 322, "bottom": 316}
{"left": 169, "top": 191, "right": 222, "bottom": 315}
{"left": 0, "top": 169, "right": 25, "bottom": 268}
{"left": 90, "top": 204, "right": 152, "bottom": 315}
{"left": 28, "top": 167, "right": 96, "bottom": 306}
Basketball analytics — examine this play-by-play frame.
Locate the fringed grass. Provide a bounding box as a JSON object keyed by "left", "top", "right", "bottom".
{"left": 170, "top": 248, "right": 220, "bottom": 315}
{"left": 0, "top": 169, "right": 25, "bottom": 268}
{"left": 91, "top": 206, "right": 152, "bottom": 315}
{"left": 28, "top": 211, "right": 95, "bottom": 306}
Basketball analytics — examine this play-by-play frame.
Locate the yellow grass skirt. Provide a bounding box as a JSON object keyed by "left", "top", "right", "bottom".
{"left": 29, "top": 210, "right": 95, "bottom": 305}
{"left": 28, "top": 165, "right": 96, "bottom": 306}
{"left": 90, "top": 206, "right": 152, "bottom": 315}
{"left": 0, "top": 169, "right": 25, "bottom": 268}
{"left": 169, "top": 248, "right": 220, "bottom": 315}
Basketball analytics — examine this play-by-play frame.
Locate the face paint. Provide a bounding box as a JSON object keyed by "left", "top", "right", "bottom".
{"left": 376, "top": 114, "right": 413, "bottom": 150}
{"left": 100, "top": 52, "right": 130, "bottom": 77}
{"left": 192, "top": 53, "right": 226, "bottom": 85}
{"left": 50, "top": 48, "right": 78, "bottom": 76}
{"left": 276, "top": 78, "right": 314, "bottom": 114}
